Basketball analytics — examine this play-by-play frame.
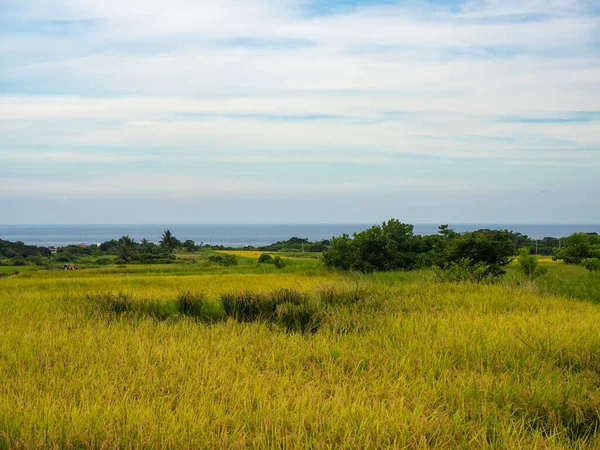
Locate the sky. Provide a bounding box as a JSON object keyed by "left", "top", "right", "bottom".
{"left": 1, "top": 0, "right": 599, "bottom": 224}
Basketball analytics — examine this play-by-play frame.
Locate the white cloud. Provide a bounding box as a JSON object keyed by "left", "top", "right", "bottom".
{"left": 0, "top": 0, "right": 599, "bottom": 222}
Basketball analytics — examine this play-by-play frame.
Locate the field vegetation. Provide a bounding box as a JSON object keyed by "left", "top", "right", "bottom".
{"left": 1, "top": 223, "right": 600, "bottom": 448}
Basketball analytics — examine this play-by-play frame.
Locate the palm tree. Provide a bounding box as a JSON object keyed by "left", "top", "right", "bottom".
{"left": 116, "top": 235, "right": 138, "bottom": 263}
{"left": 160, "top": 230, "right": 178, "bottom": 255}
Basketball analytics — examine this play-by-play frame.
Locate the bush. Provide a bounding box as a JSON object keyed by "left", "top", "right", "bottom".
{"left": 10, "top": 256, "right": 27, "bottom": 266}
{"left": 258, "top": 253, "right": 273, "bottom": 264}
{"left": 272, "top": 256, "right": 285, "bottom": 269}
{"left": 517, "top": 248, "right": 548, "bottom": 279}
{"left": 581, "top": 258, "right": 600, "bottom": 272}
{"left": 208, "top": 254, "right": 238, "bottom": 266}
{"left": 434, "top": 258, "right": 492, "bottom": 283}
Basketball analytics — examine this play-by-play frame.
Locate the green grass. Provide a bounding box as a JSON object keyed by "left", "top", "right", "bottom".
{"left": 1, "top": 261, "right": 600, "bottom": 448}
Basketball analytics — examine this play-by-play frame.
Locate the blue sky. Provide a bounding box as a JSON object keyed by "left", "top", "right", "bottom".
{"left": 1, "top": 0, "right": 599, "bottom": 224}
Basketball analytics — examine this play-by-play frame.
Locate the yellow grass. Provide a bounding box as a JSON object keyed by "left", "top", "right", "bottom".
{"left": 1, "top": 266, "right": 600, "bottom": 448}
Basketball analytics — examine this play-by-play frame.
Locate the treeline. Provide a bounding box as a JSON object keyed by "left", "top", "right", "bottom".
{"left": 0, "top": 239, "right": 51, "bottom": 259}
{"left": 323, "top": 220, "right": 600, "bottom": 275}
{"left": 258, "top": 237, "right": 330, "bottom": 252}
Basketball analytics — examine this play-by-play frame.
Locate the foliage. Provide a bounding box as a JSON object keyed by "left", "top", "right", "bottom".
{"left": 581, "top": 258, "right": 600, "bottom": 272}
{"left": 259, "top": 237, "right": 329, "bottom": 252}
{"left": 115, "top": 235, "right": 138, "bottom": 263}
{"left": 10, "top": 256, "right": 28, "bottom": 266}
{"left": 446, "top": 229, "right": 516, "bottom": 275}
{"left": 160, "top": 230, "right": 180, "bottom": 255}
{"left": 208, "top": 254, "right": 238, "bottom": 266}
{"left": 183, "top": 240, "right": 197, "bottom": 252}
{"left": 324, "top": 220, "right": 517, "bottom": 276}
{"left": 257, "top": 253, "right": 273, "bottom": 264}
{"left": 0, "top": 239, "right": 51, "bottom": 259}
{"left": 433, "top": 258, "right": 492, "bottom": 282}
{"left": 517, "top": 248, "right": 548, "bottom": 279}
{"left": 272, "top": 256, "right": 285, "bottom": 269}
{"left": 553, "top": 233, "right": 600, "bottom": 264}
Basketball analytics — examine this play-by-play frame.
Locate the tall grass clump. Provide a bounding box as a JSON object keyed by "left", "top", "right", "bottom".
{"left": 220, "top": 291, "right": 278, "bottom": 322}
{"left": 88, "top": 292, "right": 132, "bottom": 316}
{"left": 275, "top": 301, "right": 322, "bottom": 333}
{"left": 318, "top": 285, "right": 368, "bottom": 306}
{"left": 518, "top": 248, "right": 548, "bottom": 279}
{"left": 177, "top": 291, "right": 207, "bottom": 318}
{"left": 433, "top": 258, "right": 492, "bottom": 283}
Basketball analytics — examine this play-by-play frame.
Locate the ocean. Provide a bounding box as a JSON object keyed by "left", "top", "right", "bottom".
{"left": 1, "top": 224, "right": 598, "bottom": 248}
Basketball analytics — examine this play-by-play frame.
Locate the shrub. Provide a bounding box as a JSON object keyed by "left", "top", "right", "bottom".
{"left": 272, "top": 256, "right": 285, "bottom": 269}
{"left": 258, "top": 253, "right": 273, "bottom": 264}
{"left": 581, "top": 258, "right": 600, "bottom": 272}
{"left": 518, "top": 248, "right": 548, "bottom": 279}
{"left": 10, "top": 256, "right": 27, "bottom": 266}
{"left": 208, "top": 254, "right": 238, "bottom": 266}
{"left": 434, "top": 258, "right": 492, "bottom": 283}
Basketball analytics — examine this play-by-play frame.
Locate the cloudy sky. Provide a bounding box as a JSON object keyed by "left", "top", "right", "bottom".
{"left": 1, "top": 0, "right": 599, "bottom": 224}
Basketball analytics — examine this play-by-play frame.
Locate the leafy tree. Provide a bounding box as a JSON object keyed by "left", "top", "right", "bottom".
{"left": 116, "top": 235, "right": 138, "bottom": 263}
{"left": 183, "top": 240, "right": 197, "bottom": 252}
{"left": 323, "top": 234, "right": 357, "bottom": 271}
{"left": 160, "top": 230, "right": 179, "bottom": 255}
{"left": 446, "top": 229, "right": 516, "bottom": 275}
{"left": 553, "top": 233, "right": 600, "bottom": 264}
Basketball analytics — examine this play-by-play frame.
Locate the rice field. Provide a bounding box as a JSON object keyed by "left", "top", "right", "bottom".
{"left": 1, "top": 261, "right": 600, "bottom": 448}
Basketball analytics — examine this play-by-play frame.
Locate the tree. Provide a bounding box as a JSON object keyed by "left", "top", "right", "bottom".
{"left": 446, "top": 229, "right": 516, "bottom": 275}
{"left": 183, "top": 240, "right": 197, "bottom": 252}
{"left": 116, "top": 235, "right": 138, "bottom": 263}
{"left": 553, "top": 232, "right": 599, "bottom": 264}
{"left": 160, "top": 230, "right": 179, "bottom": 255}
{"left": 323, "top": 234, "right": 357, "bottom": 271}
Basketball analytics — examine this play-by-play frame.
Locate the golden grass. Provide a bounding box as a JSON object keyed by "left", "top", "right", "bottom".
{"left": 1, "top": 268, "right": 600, "bottom": 448}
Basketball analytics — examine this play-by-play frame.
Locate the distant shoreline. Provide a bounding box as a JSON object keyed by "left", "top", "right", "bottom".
{"left": 1, "top": 223, "right": 598, "bottom": 248}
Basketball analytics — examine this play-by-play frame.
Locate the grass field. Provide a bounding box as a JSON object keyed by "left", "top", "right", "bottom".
{"left": 1, "top": 257, "right": 600, "bottom": 448}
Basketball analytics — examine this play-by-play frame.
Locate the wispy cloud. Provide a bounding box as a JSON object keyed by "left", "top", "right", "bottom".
{"left": 1, "top": 0, "right": 599, "bottom": 222}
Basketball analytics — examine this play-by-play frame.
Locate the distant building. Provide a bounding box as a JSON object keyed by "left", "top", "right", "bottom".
{"left": 77, "top": 243, "right": 86, "bottom": 248}
{"left": 48, "top": 246, "right": 57, "bottom": 254}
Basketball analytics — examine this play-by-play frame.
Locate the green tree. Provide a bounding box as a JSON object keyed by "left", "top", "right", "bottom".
{"left": 160, "top": 230, "right": 179, "bottom": 255}
{"left": 447, "top": 229, "right": 516, "bottom": 276}
{"left": 116, "top": 236, "right": 138, "bottom": 263}
{"left": 183, "top": 240, "right": 197, "bottom": 252}
{"left": 323, "top": 234, "right": 357, "bottom": 271}
{"left": 553, "top": 233, "right": 599, "bottom": 264}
